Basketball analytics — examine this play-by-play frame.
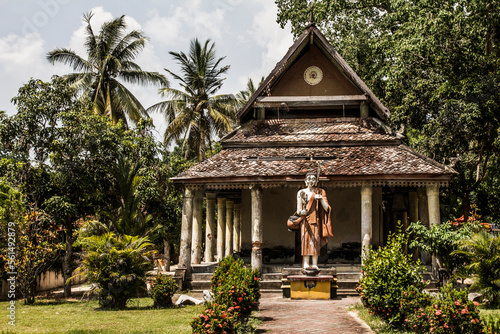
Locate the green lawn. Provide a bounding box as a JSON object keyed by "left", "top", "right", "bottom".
{"left": 0, "top": 298, "right": 204, "bottom": 334}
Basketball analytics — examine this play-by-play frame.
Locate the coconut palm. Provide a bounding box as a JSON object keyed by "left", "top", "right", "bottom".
{"left": 236, "top": 76, "right": 264, "bottom": 107}
{"left": 148, "top": 38, "right": 237, "bottom": 162}
{"left": 47, "top": 11, "right": 168, "bottom": 126}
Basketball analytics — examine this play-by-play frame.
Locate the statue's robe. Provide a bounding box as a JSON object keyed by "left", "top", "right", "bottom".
{"left": 301, "top": 187, "right": 333, "bottom": 256}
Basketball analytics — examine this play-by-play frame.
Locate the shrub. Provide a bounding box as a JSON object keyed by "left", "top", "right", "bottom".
{"left": 210, "top": 256, "right": 260, "bottom": 318}
{"left": 408, "top": 220, "right": 480, "bottom": 274}
{"left": 357, "top": 227, "right": 426, "bottom": 326}
{"left": 78, "top": 232, "right": 154, "bottom": 309}
{"left": 149, "top": 274, "right": 178, "bottom": 308}
{"left": 191, "top": 302, "right": 240, "bottom": 334}
{"left": 408, "top": 285, "right": 485, "bottom": 334}
{"left": 399, "top": 285, "right": 433, "bottom": 331}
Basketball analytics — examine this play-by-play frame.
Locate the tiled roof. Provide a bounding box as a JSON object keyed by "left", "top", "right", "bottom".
{"left": 173, "top": 145, "right": 449, "bottom": 181}
{"left": 222, "top": 118, "right": 397, "bottom": 146}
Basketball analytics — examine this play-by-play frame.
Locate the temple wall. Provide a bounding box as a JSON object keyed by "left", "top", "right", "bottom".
{"left": 239, "top": 186, "right": 383, "bottom": 258}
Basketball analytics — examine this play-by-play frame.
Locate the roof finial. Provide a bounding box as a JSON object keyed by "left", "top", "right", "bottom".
{"left": 309, "top": 1, "right": 316, "bottom": 26}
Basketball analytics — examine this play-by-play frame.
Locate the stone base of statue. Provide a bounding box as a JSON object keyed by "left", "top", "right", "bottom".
{"left": 281, "top": 267, "right": 337, "bottom": 300}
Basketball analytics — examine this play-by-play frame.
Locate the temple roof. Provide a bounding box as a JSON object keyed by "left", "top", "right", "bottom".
{"left": 222, "top": 118, "right": 398, "bottom": 147}
{"left": 171, "top": 118, "right": 453, "bottom": 187}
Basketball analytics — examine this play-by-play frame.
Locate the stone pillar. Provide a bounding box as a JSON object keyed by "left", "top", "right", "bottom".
{"left": 205, "top": 193, "right": 216, "bottom": 263}
{"left": 191, "top": 189, "right": 203, "bottom": 264}
{"left": 216, "top": 198, "right": 226, "bottom": 260}
{"left": 427, "top": 185, "right": 441, "bottom": 274}
{"left": 178, "top": 188, "right": 194, "bottom": 276}
{"left": 361, "top": 185, "right": 373, "bottom": 263}
{"left": 225, "top": 200, "right": 234, "bottom": 256}
{"left": 233, "top": 203, "right": 242, "bottom": 252}
{"left": 417, "top": 187, "right": 431, "bottom": 264}
{"left": 251, "top": 186, "right": 263, "bottom": 274}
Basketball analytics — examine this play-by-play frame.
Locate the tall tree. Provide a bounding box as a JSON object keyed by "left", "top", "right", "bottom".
{"left": 47, "top": 11, "right": 169, "bottom": 126}
{"left": 148, "top": 38, "right": 237, "bottom": 162}
{"left": 277, "top": 0, "right": 500, "bottom": 220}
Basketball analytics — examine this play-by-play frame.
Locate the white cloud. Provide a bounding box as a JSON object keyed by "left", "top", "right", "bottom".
{"left": 0, "top": 32, "right": 67, "bottom": 113}
{"left": 144, "top": 1, "right": 225, "bottom": 47}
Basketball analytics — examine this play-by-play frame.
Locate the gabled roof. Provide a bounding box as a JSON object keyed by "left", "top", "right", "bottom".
{"left": 237, "top": 24, "right": 390, "bottom": 122}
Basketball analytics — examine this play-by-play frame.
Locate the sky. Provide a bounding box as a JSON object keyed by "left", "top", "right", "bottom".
{"left": 0, "top": 0, "right": 293, "bottom": 140}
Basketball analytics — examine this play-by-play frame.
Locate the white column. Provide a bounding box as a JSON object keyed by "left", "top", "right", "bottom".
{"left": 191, "top": 189, "right": 203, "bottom": 264}
{"left": 233, "top": 203, "right": 242, "bottom": 252}
{"left": 216, "top": 198, "right": 226, "bottom": 261}
{"left": 361, "top": 185, "right": 373, "bottom": 264}
{"left": 205, "top": 192, "right": 216, "bottom": 262}
{"left": 178, "top": 188, "right": 194, "bottom": 275}
{"left": 225, "top": 200, "right": 234, "bottom": 256}
{"left": 251, "top": 186, "right": 263, "bottom": 274}
{"left": 427, "top": 185, "right": 441, "bottom": 274}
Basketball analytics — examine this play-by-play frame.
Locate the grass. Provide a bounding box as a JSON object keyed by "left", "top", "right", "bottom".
{"left": 0, "top": 297, "right": 204, "bottom": 333}
{"left": 351, "top": 303, "right": 500, "bottom": 334}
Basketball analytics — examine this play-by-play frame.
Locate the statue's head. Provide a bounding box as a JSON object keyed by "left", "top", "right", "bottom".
{"left": 305, "top": 172, "right": 318, "bottom": 187}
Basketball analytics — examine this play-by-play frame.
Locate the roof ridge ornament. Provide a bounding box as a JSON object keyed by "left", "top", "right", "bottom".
{"left": 308, "top": 1, "right": 316, "bottom": 27}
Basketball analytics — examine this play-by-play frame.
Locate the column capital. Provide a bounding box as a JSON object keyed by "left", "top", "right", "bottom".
{"left": 426, "top": 185, "right": 440, "bottom": 197}
{"left": 184, "top": 188, "right": 194, "bottom": 199}
{"left": 361, "top": 185, "right": 373, "bottom": 197}
{"left": 206, "top": 192, "right": 216, "bottom": 200}
{"left": 226, "top": 200, "right": 234, "bottom": 208}
{"left": 217, "top": 197, "right": 227, "bottom": 205}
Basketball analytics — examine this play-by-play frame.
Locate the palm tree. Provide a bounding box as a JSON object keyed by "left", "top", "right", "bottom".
{"left": 47, "top": 11, "right": 169, "bottom": 126}
{"left": 148, "top": 38, "right": 237, "bottom": 162}
{"left": 236, "top": 76, "right": 264, "bottom": 107}
{"left": 453, "top": 231, "right": 500, "bottom": 307}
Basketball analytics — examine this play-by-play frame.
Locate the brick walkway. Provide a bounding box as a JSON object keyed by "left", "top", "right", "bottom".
{"left": 255, "top": 294, "right": 373, "bottom": 333}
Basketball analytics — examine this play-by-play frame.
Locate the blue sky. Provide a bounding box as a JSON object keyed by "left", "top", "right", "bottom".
{"left": 0, "top": 0, "right": 293, "bottom": 137}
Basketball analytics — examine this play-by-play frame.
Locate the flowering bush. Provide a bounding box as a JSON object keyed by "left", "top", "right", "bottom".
{"left": 210, "top": 256, "right": 260, "bottom": 318}
{"left": 357, "top": 227, "right": 426, "bottom": 325}
{"left": 191, "top": 302, "right": 240, "bottom": 334}
{"left": 408, "top": 285, "right": 485, "bottom": 333}
{"left": 149, "top": 274, "right": 178, "bottom": 308}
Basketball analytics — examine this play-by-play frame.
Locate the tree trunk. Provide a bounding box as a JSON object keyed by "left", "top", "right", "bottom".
{"left": 62, "top": 228, "right": 73, "bottom": 298}
{"left": 462, "top": 190, "right": 470, "bottom": 223}
{"left": 163, "top": 238, "right": 171, "bottom": 272}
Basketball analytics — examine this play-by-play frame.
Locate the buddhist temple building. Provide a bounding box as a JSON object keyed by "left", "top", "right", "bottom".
{"left": 171, "top": 22, "right": 453, "bottom": 281}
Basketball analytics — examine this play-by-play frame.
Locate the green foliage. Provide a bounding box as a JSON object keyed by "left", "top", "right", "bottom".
{"left": 190, "top": 302, "right": 240, "bottom": 334}
{"left": 15, "top": 209, "right": 63, "bottom": 305}
{"left": 47, "top": 11, "right": 168, "bottom": 126}
{"left": 408, "top": 221, "right": 480, "bottom": 272}
{"left": 399, "top": 286, "right": 433, "bottom": 331}
{"left": 148, "top": 38, "right": 237, "bottom": 162}
{"left": 454, "top": 231, "right": 500, "bottom": 308}
{"left": 106, "top": 155, "right": 152, "bottom": 236}
{"left": 78, "top": 232, "right": 154, "bottom": 309}
{"left": 403, "top": 285, "right": 485, "bottom": 334}
{"left": 276, "top": 0, "right": 500, "bottom": 221}
{"left": 210, "top": 256, "right": 261, "bottom": 318}
{"left": 357, "top": 228, "right": 426, "bottom": 326}
{"left": 483, "top": 314, "right": 500, "bottom": 334}
{"left": 148, "top": 274, "right": 178, "bottom": 308}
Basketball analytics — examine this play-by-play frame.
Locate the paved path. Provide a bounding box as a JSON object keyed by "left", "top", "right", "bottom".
{"left": 255, "top": 294, "right": 373, "bottom": 333}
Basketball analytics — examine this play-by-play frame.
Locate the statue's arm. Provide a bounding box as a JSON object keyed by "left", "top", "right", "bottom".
{"left": 316, "top": 189, "right": 330, "bottom": 212}
{"left": 297, "top": 190, "right": 306, "bottom": 215}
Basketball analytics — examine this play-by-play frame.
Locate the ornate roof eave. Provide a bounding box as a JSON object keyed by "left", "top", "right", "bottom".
{"left": 236, "top": 24, "right": 390, "bottom": 122}
{"left": 171, "top": 174, "right": 452, "bottom": 190}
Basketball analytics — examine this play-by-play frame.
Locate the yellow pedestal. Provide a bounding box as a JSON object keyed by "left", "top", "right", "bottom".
{"left": 289, "top": 275, "right": 333, "bottom": 300}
